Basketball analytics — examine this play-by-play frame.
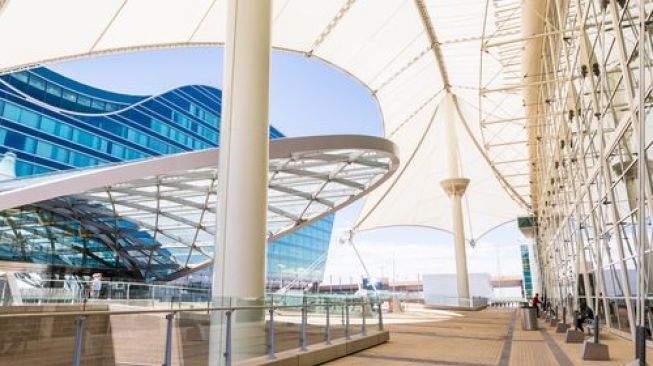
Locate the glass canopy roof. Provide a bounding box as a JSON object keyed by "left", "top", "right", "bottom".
{"left": 0, "top": 135, "right": 398, "bottom": 280}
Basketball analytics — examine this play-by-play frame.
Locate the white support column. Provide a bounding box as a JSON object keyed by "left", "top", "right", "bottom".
{"left": 439, "top": 93, "right": 471, "bottom": 306}
{"left": 210, "top": 0, "right": 272, "bottom": 364}
{"left": 213, "top": 0, "right": 272, "bottom": 302}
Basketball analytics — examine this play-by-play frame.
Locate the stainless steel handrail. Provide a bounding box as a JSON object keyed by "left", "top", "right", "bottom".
{"left": 0, "top": 297, "right": 385, "bottom": 366}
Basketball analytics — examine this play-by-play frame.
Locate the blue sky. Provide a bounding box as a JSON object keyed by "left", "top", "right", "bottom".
{"left": 51, "top": 47, "right": 526, "bottom": 287}
{"left": 52, "top": 47, "right": 382, "bottom": 137}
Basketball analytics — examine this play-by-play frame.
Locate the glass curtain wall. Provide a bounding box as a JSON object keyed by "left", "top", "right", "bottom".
{"left": 531, "top": 0, "right": 652, "bottom": 339}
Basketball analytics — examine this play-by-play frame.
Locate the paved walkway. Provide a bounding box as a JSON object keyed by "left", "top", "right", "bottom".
{"left": 325, "top": 305, "right": 653, "bottom": 366}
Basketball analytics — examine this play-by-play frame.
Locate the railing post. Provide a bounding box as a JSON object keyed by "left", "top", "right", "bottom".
{"left": 324, "top": 299, "right": 331, "bottom": 345}
{"left": 224, "top": 310, "right": 233, "bottom": 366}
{"left": 378, "top": 299, "right": 384, "bottom": 331}
{"left": 361, "top": 301, "right": 367, "bottom": 336}
{"left": 300, "top": 303, "right": 308, "bottom": 351}
{"left": 127, "top": 283, "right": 130, "bottom": 301}
{"left": 162, "top": 313, "right": 174, "bottom": 366}
{"left": 267, "top": 308, "right": 276, "bottom": 359}
{"left": 345, "top": 300, "right": 350, "bottom": 340}
{"left": 72, "top": 315, "right": 86, "bottom": 366}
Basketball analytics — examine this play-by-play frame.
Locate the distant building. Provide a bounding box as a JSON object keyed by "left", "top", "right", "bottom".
{"left": 0, "top": 68, "right": 333, "bottom": 282}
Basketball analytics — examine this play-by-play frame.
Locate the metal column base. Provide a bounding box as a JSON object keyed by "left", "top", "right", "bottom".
{"left": 565, "top": 329, "right": 585, "bottom": 343}
{"left": 623, "top": 360, "right": 647, "bottom": 366}
{"left": 581, "top": 340, "right": 610, "bottom": 361}
{"left": 555, "top": 323, "right": 570, "bottom": 333}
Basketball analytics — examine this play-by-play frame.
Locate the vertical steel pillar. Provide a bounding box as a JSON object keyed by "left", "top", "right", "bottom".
{"left": 209, "top": 1, "right": 272, "bottom": 364}
{"left": 213, "top": 0, "right": 272, "bottom": 303}
{"left": 439, "top": 93, "right": 471, "bottom": 306}
{"left": 72, "top": 316, "right": 86, "bottom": 366}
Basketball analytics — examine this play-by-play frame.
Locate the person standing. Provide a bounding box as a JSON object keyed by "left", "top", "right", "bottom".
{"left": 532, "top": 293, "right": 542, "bottom": 316}
{"left": 91, "top": 273, "right": 102, "bottom": 299}
{"left": 575, "top": 303, "right": 594, "bottom": 332}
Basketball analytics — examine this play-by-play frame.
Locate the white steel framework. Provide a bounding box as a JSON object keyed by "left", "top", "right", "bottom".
{"left": 479, "top": 0, "right": 653, "bottom": 340}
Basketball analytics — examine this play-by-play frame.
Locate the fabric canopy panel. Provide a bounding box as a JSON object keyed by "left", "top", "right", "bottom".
{"left": 0, "top": 0, "right": 528, "bottom": 237}
{"left": 355, "top": 95, "right": 522, "bottom": 241}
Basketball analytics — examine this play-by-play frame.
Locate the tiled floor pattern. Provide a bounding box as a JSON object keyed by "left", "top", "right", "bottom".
{"left": 326, "top": 307, "right": 653, "bottom": 365}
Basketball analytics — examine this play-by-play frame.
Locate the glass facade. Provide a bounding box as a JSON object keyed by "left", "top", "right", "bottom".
{"left": 0, "top": 67, "right": 333, "bottom": 282}
{"left": 520, "top": 244, "right": 533, "bottom": 299}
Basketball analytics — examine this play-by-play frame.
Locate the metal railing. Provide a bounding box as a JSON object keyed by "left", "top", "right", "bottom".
{"left": 0, "top": 295, "right": 385, "bottom": 366}
{"left": 422, "top": 295, "right": 490, "bottom": 308}
{"left": 7, "top": 278, "right": 210, "bottom": 305}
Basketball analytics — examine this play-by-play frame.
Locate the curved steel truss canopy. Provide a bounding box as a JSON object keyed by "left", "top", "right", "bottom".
{"left": 0, "top": 135, "right": 398, "bottom": 279}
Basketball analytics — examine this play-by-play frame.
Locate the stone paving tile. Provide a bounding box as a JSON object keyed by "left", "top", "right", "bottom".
{"left": 326, "top": 308, "right": 511, "bottom": 366}
{"left": 542, "top": 320, "right": 653, "bottom": 366}
{"left": 325, "top": 307, "right": 653, "bottom": 366}
{"left": 509, "top": 341, "right": 558, "bottom": 366}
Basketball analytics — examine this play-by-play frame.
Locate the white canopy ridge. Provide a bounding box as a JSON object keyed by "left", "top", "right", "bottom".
{"left": 354, "top": 94, "right": 522, "bottom": 241}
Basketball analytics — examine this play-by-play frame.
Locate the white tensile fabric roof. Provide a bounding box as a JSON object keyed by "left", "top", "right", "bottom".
{"left": 0, "top": 0, "right": 529, "bottom": 240}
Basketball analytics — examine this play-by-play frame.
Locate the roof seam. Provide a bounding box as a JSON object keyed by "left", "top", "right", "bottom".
{"left": 306, "top": 0, "right": 357, "bottom": 57}
{"left": 89, "top": 0, "right": 128, "bottom": 53}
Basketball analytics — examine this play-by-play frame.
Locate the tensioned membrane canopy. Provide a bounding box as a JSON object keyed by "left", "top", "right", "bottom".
{"left": 0, "top": 0, "right": 529, "bottom": 239}
{"left": 0, "top": 135, "right": 398, "bottom": 278}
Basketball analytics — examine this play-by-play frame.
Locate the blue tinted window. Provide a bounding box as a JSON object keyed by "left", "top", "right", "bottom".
{"left": 11, "top": 72, "right": 28, "bottom": 83}
{"left": 28, "top": 76, "right": 46, "bottom": 90}
{"left": 2, "top": 103, "right": 20, "bottom": 120}
{"left": 36, "top": 141, "right": 53, "bottom": 157}
{"left": 54, "top": 147, "right": 69, "bottom": 162}
{"left": 91, "top": 100, "right": 105, "bottom": 110}
{"left": 4, "top": 131, "right": 26, "bottom": 150}
{"left": 73, "top": 129, "right": 94, "bottom": 148}
{"left": 57, "top": 123, "right": 72, "bottom": 139}
{"left": 46, "top": 84, "right": 62, "bottom": 97}
{"left": 77, "top": 95, "right": 91, "bottom": 107}
{"left": 41, "top": 117, "right": 57, "bottom": 134}
{"left": 62, "top": 90, "right": 76, "bottom": 102}
{"left": 19, "top": 109, "right": 40, "bottom": 127}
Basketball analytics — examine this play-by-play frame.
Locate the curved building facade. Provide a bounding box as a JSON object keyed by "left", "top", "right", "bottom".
{"left": 0, "top": 68, "right": 333, "bottom": 282}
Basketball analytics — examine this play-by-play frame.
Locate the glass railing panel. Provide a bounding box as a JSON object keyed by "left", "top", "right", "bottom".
{"left": 0, "top": 304, "right": 114, "bottom": 365}
{"left": 0, "top": 293, "right": 383, "bottom": 365}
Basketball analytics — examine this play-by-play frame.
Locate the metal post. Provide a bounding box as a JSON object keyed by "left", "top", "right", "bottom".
{"left": 224, "top": 310, "right": 232, "bottom": 366}
{"left": 300, "top": 303, "right": 307, "bottom": 351}
{"left": 593, "top": 315, "right": 599, "bottom": 344}
{"left": 562, "top": 306, "right": 566, "bottom": 325}
{"left": 361, "top": 301, "right": 367, "bottom": 336}
{"left": 324, "top": 300, "right": 331, "bottom": 345}
{"left": 378, "top": 299, "right": 384, "bottom": 331}
{"left": 636, "top": 325, "right": 646, "bottom": 366}
{"left": 127, "top": 283, "right": 130, "bottom": 301}
{"left": 162, "top": 313, "right": 174, "bottom": 366}
{"left": 72, "top": 315, "right": 86, "bottom": 366}
{"left": 267, "top": 308, "right": 275, "bottom": 359}
{"left": 345, "top": 301, "right": 350, "bottom": 340}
